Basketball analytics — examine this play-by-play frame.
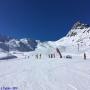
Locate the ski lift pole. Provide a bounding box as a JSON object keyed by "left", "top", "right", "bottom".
{"left": 8, "top": 43, "right": 10, "bottom": 56}
{"left": 7, "top": 41, "right": 10, "bottom": 57}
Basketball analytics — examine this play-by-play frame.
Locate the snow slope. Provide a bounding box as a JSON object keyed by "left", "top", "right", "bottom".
{"left": 0, "top": 54, "right": 90, "bottom": 90}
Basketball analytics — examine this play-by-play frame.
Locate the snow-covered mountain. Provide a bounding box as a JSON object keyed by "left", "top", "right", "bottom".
{"left": 0, "top": 21, "right": 90, "bottom": 53}
{"left": 54, "top": 21, "right": 90, "bottom": 53}
{"left": 0, "top": 36, "right": 38, "bottom": 52}
{"left": 35, "top": 21, "right": 90, "bottom": 54}
{"left": 8, "top": 38, "right": 38, "bottom": 52}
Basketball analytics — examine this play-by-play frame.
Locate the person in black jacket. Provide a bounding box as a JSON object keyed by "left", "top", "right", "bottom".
{"left": 84, "top": 52, "right": 86, "bottom": 60}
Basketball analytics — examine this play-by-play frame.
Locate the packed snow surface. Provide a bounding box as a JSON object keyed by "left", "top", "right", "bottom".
{"left": 0, "top": 52, "right": 90, "bottom": 90}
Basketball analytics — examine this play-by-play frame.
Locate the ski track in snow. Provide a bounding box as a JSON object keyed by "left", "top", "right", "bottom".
{"left": 68, "top": 84, "right": 78, "bottom": 90}
{"left": 0, "top": 56, "right": 90, "bottom": 90}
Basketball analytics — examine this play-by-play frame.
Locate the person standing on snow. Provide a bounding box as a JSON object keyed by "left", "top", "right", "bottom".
{"left": 84, "top": 52, "right": 86, "bottom": 60}
{"left": 39, "top": 54, "right": 41, "bottom": 59}
{"left": 35, "top": 54, "right": 38, "bottom": 59}
{"left": 48, "top": 54, "right": 50, "bottom": 58}
{"left": 53, "top": 54, "right": 55, "bottom": 58}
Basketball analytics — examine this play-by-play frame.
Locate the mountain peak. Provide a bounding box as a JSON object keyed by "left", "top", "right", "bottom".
{"left": 72, "top": 21, "right": 90, "bottom": 29}
{"left": 66, "top": 21, "right": 90, "bottom": 37}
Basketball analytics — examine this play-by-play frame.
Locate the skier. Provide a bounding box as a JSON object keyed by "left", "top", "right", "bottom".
{"left": 84, "top": 52, "right": 86, "bottom": 60}
{"left": 53, "top": 54, "right": 55, "bottom": 58}
{"left": 48, "top": 54, "right": 50, "bottom": 58}
{"left": 51, "top": 54, "right": 53, "bottom": 58}
{"left": 39, "top": 54, "right": 41, "bottom": 59}
{"left": 35, "top": 54, "right": 38, "bottom": 59}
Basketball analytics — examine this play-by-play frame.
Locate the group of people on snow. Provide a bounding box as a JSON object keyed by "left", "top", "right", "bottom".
{"left": 23, "top": 48, "right": 87, "bottom": 60}
{"left": 35, "top": 48, "right": 63, "bottom": 59}
{"left": 35, "top": 54, "right": 42, "bottom": 59}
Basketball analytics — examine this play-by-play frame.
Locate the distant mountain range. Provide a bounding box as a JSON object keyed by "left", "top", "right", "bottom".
{"left": 0, "top": 21, "right": 90, "bottom": 53}
{"left": 0, "top": 36, "right": 38, "bottom": 52}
